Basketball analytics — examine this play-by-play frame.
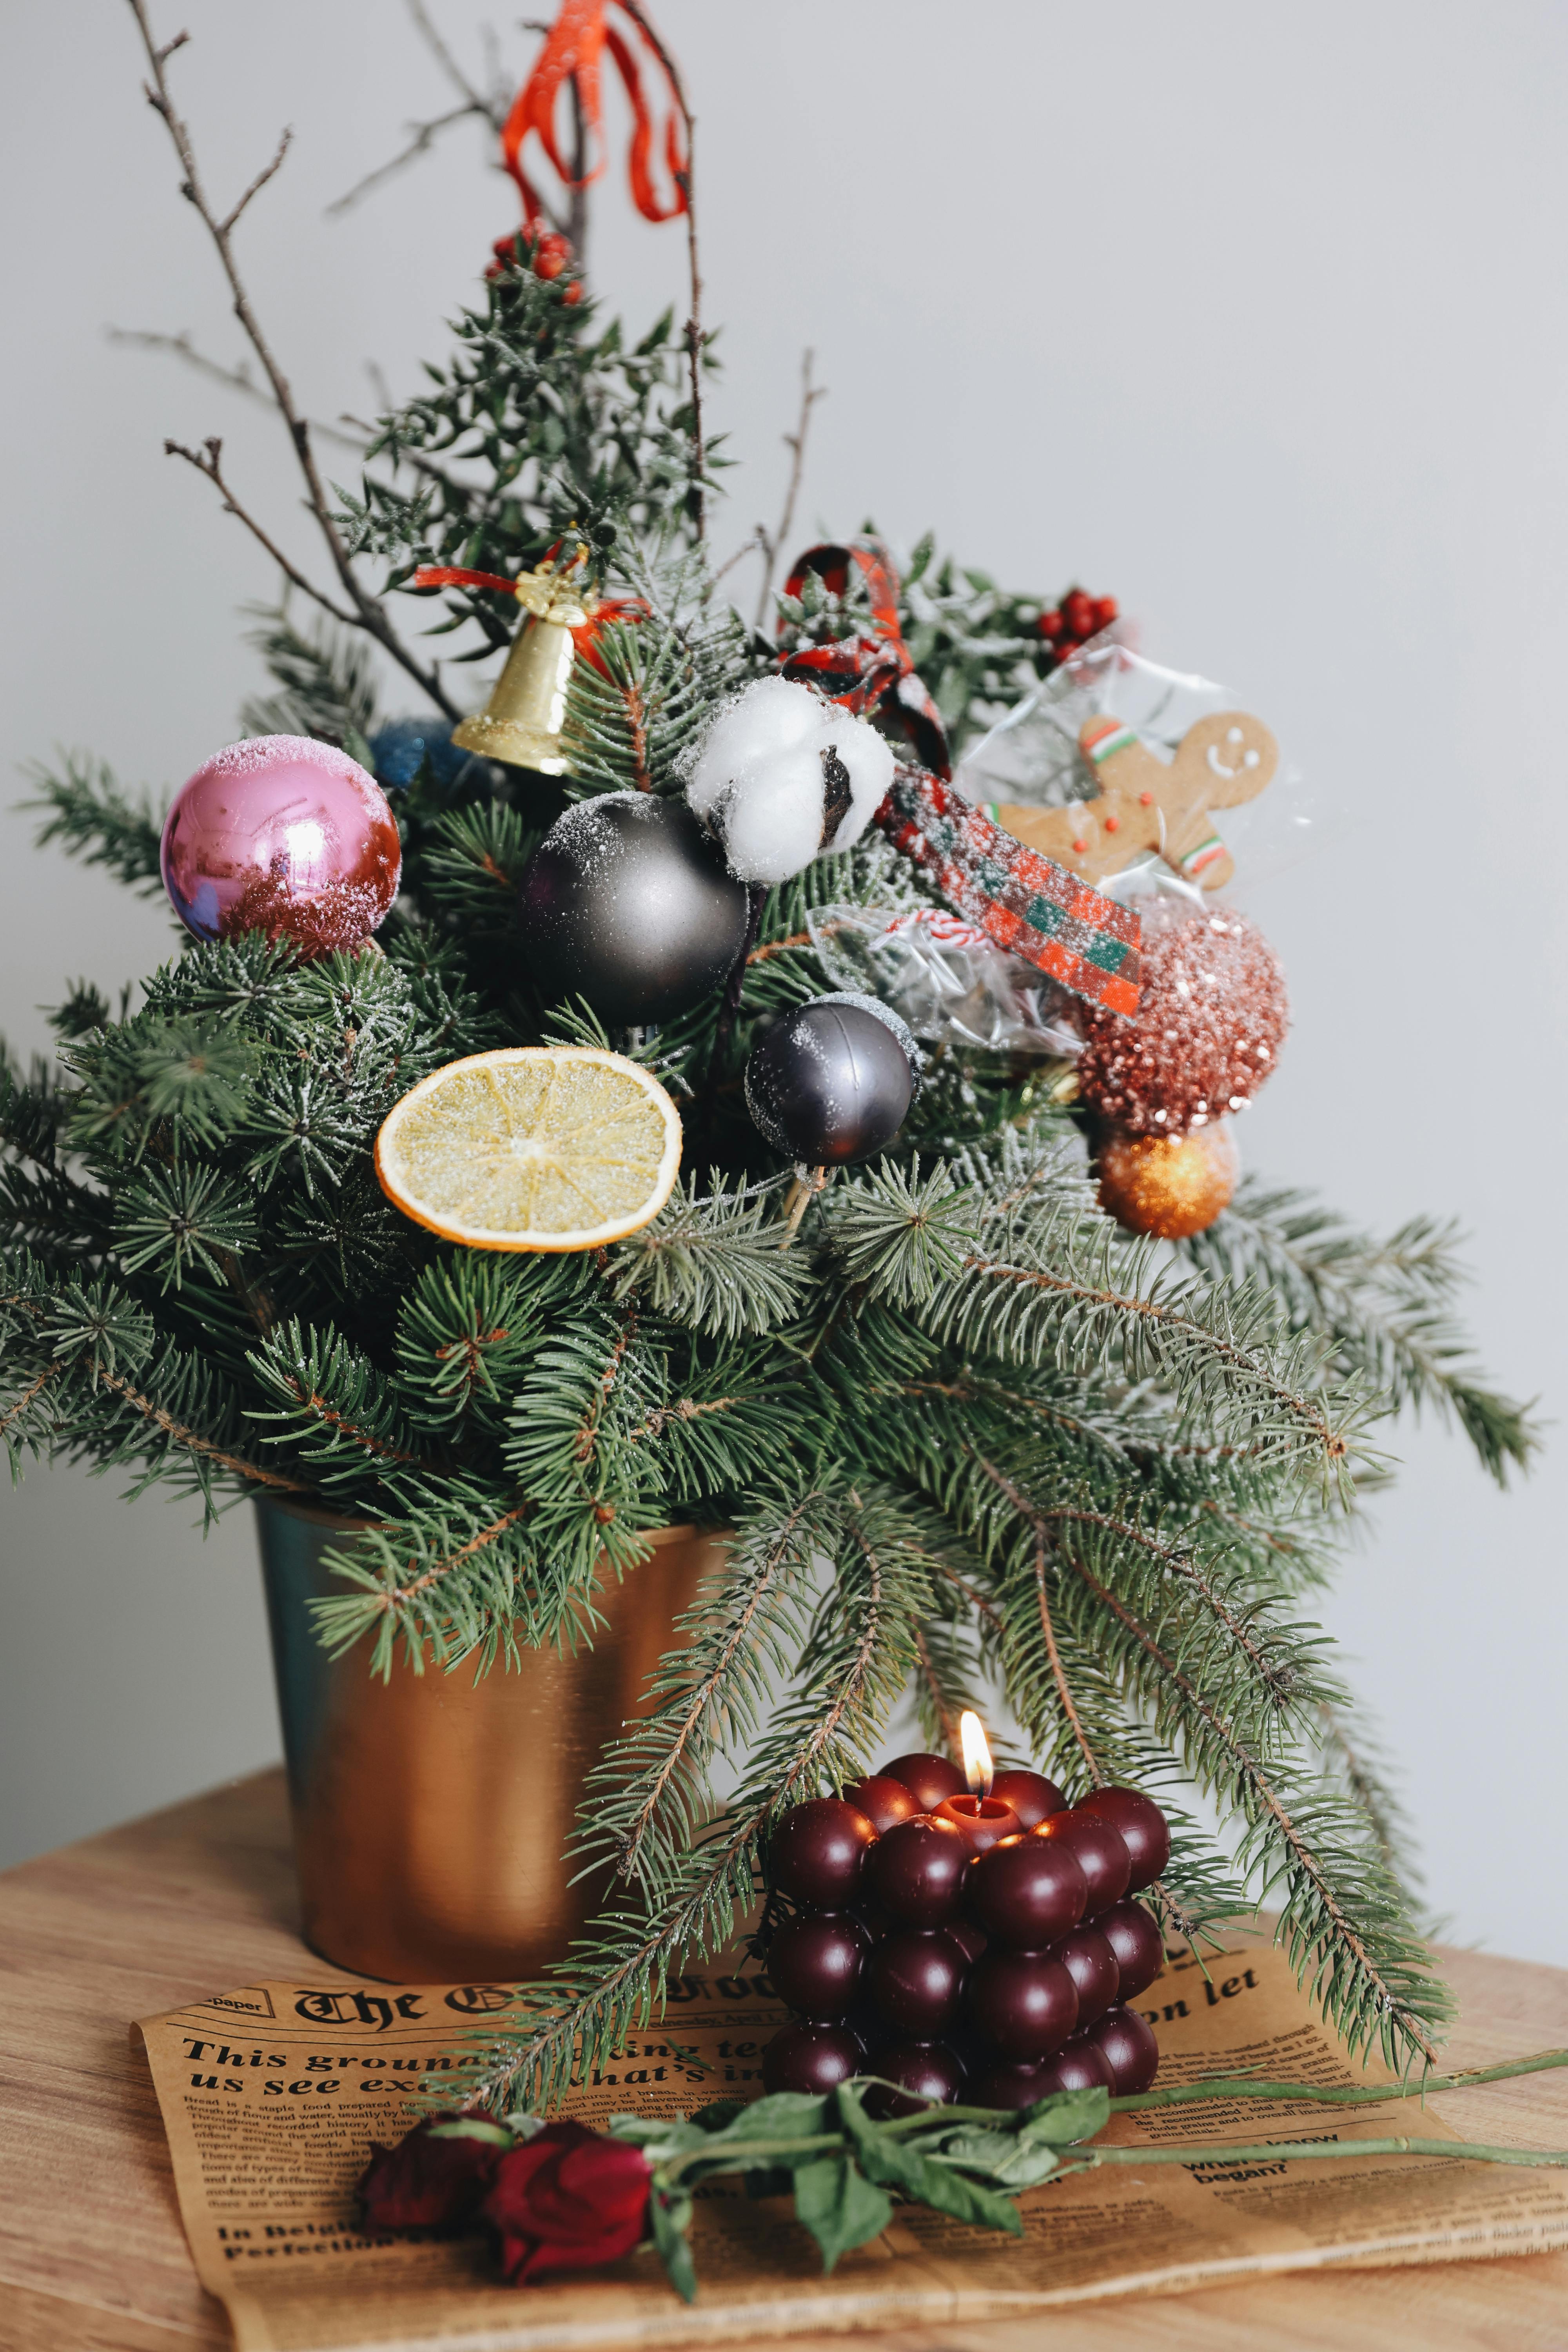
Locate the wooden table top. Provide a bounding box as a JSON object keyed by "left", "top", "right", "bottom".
{"left": 2, "top": 1769, "right": 1566, "bottom": 2352}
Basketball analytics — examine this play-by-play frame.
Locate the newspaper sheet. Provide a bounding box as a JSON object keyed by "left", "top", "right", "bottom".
{"left": 135, "top": 1938, "right": 1568, "bottom": 2350}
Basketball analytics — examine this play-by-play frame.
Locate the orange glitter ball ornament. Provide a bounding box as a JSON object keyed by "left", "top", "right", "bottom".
{"left": 1095, "top": 1121, "right": 1238, "bottom": 1240}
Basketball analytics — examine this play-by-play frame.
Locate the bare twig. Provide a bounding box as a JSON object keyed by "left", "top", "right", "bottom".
{"left": 327, "top": 102, "right": 488, "bottom": 217}
{"left": 620, "top": 0, "right": 704, "bottom": 541}
{"left": 164, "top": 439, "right": 358, "bottom": 626}
{"left": 126, "top": 0, "right": 458, "bottom": 719}
{"left": 407, "top": 0, "right": 506, "bottom": 122}
{"left": 110, "top": 329, "right": 367, "bottom": 452}
{"left": 754, "top": 348, "right": 826, "bottom": 628}
{"left": 220, "top": 126, "right": 292, "bottom": 235}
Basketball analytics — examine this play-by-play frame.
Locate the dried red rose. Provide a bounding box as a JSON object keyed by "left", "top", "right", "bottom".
{"left": 356, "top": 2113, "right": 510, "bottom": 2234}
{"left": 483, "top": 2119, "right": 653, "bottom": 2285}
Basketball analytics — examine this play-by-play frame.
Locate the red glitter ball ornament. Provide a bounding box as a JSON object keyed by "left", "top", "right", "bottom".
{"left": 1076, "top": 908, "right": 1288, "bottom": 1138}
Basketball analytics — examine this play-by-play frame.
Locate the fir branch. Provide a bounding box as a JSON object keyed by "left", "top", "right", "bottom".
{"left": 1063, "top": 1548, "right": 1448, "bottom": 2067}
{"left": 573, "top": 1486, "right": 830, "bottom": 1891}
{"left": 1181, "top": 1181, "right": 1537, "bottom": 1485}
{"left": 608, "top": 1176, "right": 810, "bottom": 1337}
{"left": 463, "top": 1483, "right": 926, "bottom": 2114}
{"left": 24, "top": 754, "right": 167, "bottom": 895}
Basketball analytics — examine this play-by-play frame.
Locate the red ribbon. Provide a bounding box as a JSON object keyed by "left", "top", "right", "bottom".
{"left": 412, "top": 568, "right": 647, "bottom": 677}
{"left": 779, "top": 541, "right": 953, "bottom": 780}
{"left": 412, "top": 566, "right": 521, "bottom": 598}
{"left": 502, "top": 0, "right": 688, "bottom": 238}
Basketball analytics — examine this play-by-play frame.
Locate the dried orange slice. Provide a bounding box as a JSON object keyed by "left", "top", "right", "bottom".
{"left": 374, "top": 1046, "right": 682, "bottom": 1253}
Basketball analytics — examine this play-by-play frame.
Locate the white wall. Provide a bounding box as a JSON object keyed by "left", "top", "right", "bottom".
{"left": 2, "top": 2, "right": 1564, "bottom": 1962}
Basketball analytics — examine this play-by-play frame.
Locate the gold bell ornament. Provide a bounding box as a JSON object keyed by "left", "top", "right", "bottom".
{"left": 415, "top": 556, "right": 595, "bottom": 773}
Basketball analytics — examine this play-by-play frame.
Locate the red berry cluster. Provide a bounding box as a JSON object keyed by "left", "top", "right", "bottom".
{"left": 761, "top": 1753, "right": 1170, "bottom": 2117}
{"left": 486, "top": 228, "right": 584, "bottom": 301}
{"left": 1036, "top": 588, "right": 1118, "bottom": 666}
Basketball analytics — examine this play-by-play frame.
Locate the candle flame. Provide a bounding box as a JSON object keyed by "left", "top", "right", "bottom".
{"left": 959, "top": 1710, "right": 993, "bottom": 1798}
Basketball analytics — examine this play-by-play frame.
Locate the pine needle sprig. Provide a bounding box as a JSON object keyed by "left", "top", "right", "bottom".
{"left": 24, "top": 753, "right": 168, "bottom": 896}
{"left": 458, "top": 1480, "right": 926, "bottom": 2116}
{"left": 570, "top": 1485, "right": 835, "bottom": 1893}
{"left": 1180, "top": 1180, "right": 1538, "bottom": 1484}
{"left": 608, "top": 1176, "right": 810, "bottom": 1337}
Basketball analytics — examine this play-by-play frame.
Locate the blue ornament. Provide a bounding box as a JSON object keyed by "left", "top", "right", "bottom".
{"left": 370, "top": 719, "right": 481, "bottom": 795}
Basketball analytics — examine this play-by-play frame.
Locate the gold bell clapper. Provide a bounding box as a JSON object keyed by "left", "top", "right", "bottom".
{"left": 414, "top": 558, "right": 594, "bottom": 774}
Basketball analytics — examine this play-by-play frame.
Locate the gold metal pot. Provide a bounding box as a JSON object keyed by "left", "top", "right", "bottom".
{"left": 255, "top": 1498, "right": 720, "bottom": 1983}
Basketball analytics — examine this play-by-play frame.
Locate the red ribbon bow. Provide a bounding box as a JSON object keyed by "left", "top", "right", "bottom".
{"left": 780, "top": 541, "right": 953, "bottom": 779}
{"left": 778, "top": 540, "right": 1141, "bottom": 1015}
{"left": 503, "top": 0, "right": 689, "bottom": 238}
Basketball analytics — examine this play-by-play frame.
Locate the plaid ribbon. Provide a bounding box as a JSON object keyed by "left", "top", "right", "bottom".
{"left": 779, "top": 540, "right": 1141, "bottom": 1014}
{"left": 881, "top": 764, "right": 1141, "bottom": 1016}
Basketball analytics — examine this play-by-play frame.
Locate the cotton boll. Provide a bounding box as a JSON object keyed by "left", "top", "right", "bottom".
{"left": 686, "top": 677, "right": 824, "bottom": 824}
{"left": 687, "top": 677, "right": 899, "bottom": 883}
{"left": 817, "top": 719, "right": 894, "bottom": 851}
{"left": 714, "top": 739, "right": 836, "bottom": 884}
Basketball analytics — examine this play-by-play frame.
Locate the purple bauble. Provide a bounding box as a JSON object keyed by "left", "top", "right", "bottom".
{"left": 161, "top": 735, "right": 401, "bottom": 957}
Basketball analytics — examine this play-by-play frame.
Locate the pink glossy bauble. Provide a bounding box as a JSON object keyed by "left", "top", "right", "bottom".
{"left": 160, "top": 735, "right": 401, "bottom": 957}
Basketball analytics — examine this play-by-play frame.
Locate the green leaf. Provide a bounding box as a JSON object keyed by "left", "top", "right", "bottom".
{"left": 426, "top": 2118, "right": 515, "bottom": 2147}
{"left": 928, "top": 2126, "right": 1060, "bottom": 2191}
{"left": 697, "top": 2091, "right": 831, "bottom": 2143}
{"left": 792, "top": 2155, "right": 893, "bottom": 2273}
{"left": 835, "top": 2087, "right": 1023, "bottom": 2236}
{"left": 1020, "top": 2085, "right": 1111, "bottom": 2146}
{"left": 649, "top": 2182, "right": 699, "bottom": 2304}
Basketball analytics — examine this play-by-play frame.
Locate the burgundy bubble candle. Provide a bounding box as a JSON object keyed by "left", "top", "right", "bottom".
{"left": 932, "top": 1711, "right": 1021, "bottom": 1854}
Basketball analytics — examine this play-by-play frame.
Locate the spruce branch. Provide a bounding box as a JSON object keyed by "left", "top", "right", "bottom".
{"left": 24, "top": 755, "right": 167, "bottom": 895}
{"left": 462, "top": 1483, "right": 927, "bottom": 2114}
{"left": 1180, "top": 1181, "right": 1538, "bottom": 1485}
{"left": 1063, "top": 1548, "right": 1447, "bottom": 2067}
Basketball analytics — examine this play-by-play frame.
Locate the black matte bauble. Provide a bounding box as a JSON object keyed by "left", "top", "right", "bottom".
{"left": 968, "top": 1835, "right": 1088, "bottom": 1950}
{"left": 1096, "top": 1901, "right": 1165, "bottom": 2000}
{"left": 1049, "top": 1926, "right": 1120, "bottom": 2028}
{"left": 769, "top": 1798, "right": 877, "bottom": 1911}
{"left": 1089, "top": 2004, "right": 1160, "bottom": 2093}
{"left": 1076, "top": 1787, "right": 1171, "bottom": 1892}
{"left": 864, "top": 1815, "right": 968, "bottom": 1927}
{"left": 880, "top": 1751, "right": 966, "bottom": 1811}
{"left": 1032, "top": 1809, "right": 1132, "bottom": 1917}
{"left": 862, "top": 2038, "right": 964, "bottom": 2119}
{"left": 767, "top": 1912, "right": 870, "bottom": 2018}
{"left": 987, "top": 1768, "right": 1068, "bottom": 1831}
{"left": 867, "top": 1927, "right": 968, "bottom": 2037}
{"left": 761, "top": 2018, "right": 863, "bottom": 2095}
{"left": 519, "top": 791, "right": 750, "bottom": 1025}
{"left": 744, "top": 997, "right": 915, "bottom": 1164}
{"left": 967, "top": 1949, "right": 1078, "bottom": 2060}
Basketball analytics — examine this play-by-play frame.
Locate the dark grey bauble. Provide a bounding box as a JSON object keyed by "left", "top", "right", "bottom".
{"left": 745, "top": 993, "right": 918, "bottom": 1164}
{"left": 519, "top": 791, "right": 750, "bottom": 1025}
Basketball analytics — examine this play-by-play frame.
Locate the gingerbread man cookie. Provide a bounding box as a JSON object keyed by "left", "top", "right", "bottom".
{"left": 991, "top": 710, "right": 1277, "bottom": 892}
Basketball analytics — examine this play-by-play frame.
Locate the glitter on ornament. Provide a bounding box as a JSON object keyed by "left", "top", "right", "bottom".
{"left": 1076, "top": 907, "right": 1287, "bottom": 1136}
{"left": 160, "top": 735, "right": 401, "bottom": 958}
{"left": 685, "top": 676, "right": 894, "bottom": 884}
{"left": 1096, "top": 1121, "right": 1238, "bottom": 1240}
